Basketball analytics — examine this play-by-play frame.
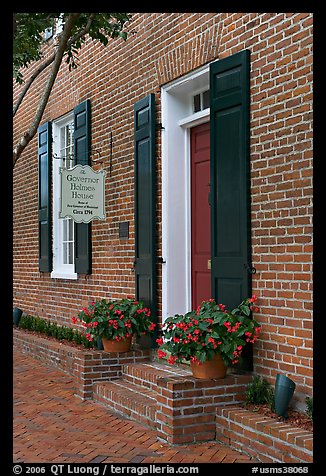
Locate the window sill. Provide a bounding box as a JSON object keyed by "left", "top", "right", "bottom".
{"left": 51, "top": 270, "right": 78, "bottom": 280}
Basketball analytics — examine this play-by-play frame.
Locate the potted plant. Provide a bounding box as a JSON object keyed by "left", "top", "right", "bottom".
{"left": 73, "top": 296, "right": 156, "bottom": 352}
{"left": 156, "top": 296, "right": 261, "bottom": 378}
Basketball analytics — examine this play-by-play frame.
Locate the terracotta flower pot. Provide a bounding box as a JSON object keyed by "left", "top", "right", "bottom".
{"left": 190, "top": 353, "right": 227, "bottom": 379}
{"left": 102, "top": 335, "right": 132, "bottom": 353}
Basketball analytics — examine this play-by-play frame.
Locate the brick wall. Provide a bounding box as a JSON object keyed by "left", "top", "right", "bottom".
{"left": 13, "top": 328, "right": 150, "bottom": 399}
{"left": 155, "top": 373, "right": 251, "bottom": 445}
{"left": 216, "top": 406, "right": 313, "bottom": 463}
{"left": 13, "top": 13, "right": 313, "bottom": 407}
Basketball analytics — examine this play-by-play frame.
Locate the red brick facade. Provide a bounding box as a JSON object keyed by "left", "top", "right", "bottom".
{"left": 13, "top": 13, "right": 313, "bottom": 408}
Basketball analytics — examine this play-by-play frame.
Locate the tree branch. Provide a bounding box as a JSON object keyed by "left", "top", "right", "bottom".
{"left": 13, "top": 54, "right": 55, "bottom": 116}
{"left": 13, "top": 13, "right": 81, "bottom": 168}
{"left": 13, "top": 13, "right": 96, "bottom": 117}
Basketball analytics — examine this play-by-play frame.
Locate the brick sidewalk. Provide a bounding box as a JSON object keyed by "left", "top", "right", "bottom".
{"left": 13, "top": 348, "right": 258, "bottom": 464}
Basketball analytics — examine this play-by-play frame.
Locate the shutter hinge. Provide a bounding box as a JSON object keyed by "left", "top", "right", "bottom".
{"left": 157, "top": 257, "right": 166, "bottom": 264}
{"left": 244, "top": 263, "right": 257, "bottom": 275}
{"left": 156, "top": 123, "right": 165, "bottom": 130}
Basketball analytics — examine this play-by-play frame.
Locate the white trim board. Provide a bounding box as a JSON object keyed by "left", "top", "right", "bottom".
{"left": 161, "top": 66, "right": 210, "bottom": 322}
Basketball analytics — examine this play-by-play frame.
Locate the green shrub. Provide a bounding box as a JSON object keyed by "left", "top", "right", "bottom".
{"left": 305, "top": 396, "right": 313, "bottom": 421}
{"left": 17, "top": 314, "right": 95, "bottom": 349}
{"left": 245, "top": 375, "right": 274, "bottom": 409}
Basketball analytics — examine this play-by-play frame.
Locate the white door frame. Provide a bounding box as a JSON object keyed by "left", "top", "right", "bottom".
{"left": 161, "top": 65, "right": 210, "bottom": 322}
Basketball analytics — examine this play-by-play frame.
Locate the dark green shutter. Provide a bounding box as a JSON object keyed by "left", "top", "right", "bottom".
{"left": 74, "top": 99, "right": 92, "bottom": 274}
{"left": 134, "top": 94, "right": 157, "bottom": 339}
{"left": 210, "top": 49, "right": 251, "bottom": 309}
{"left": 38, "top": 122, "right": 52, "bottom": 272}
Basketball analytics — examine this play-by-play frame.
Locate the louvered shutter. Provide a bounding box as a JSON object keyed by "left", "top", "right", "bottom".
{"left": 74, "top": 99, "right": 92, "bottom": 274}
{"left": 38, "top": 122, "right": 52, "bottom": 272}
{"left": 134, "top": 94, "right": 157, "bottom": 343}
{"left": 210, "top": 50, "right": 252, "bottom": 369}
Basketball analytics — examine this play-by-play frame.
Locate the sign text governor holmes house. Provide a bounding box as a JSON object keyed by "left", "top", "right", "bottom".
{"left": 13, "top": 13, "right": 313, "bottom": 413}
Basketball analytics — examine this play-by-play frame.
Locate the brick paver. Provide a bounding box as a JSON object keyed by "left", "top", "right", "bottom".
{"left": 13, "top": 348, "right": 258, "bottom": 463}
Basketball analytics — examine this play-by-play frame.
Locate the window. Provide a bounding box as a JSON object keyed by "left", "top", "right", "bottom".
{"left": 43, "top": 18, "right": 54, "bottom": 41}
{"left": 53, "top": 14, "right": 64, "bottom": 39}
{"left": 51, "top": 113, "right": 77, "bottom": 279}
{"left": 192, "top": 89, "right": 210, "bottom": 113}
{"left": 38, "top": 99, "right": 91, "bottom": 275}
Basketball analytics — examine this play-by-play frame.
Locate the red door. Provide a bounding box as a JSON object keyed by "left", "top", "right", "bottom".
{"left": 191, "top": 122, "right": 211, "bottom": 309}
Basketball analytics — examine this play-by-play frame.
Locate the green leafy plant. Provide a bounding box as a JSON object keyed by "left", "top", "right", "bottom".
{"left": 74, "top": 296, "right": 156, "bottom": 343}
{"left": 245, "top": 375, "right": 274, "bottom": 409}
{"left": 305, "top": 396, "right": 313, "bottom": 421}
{"left": 156, "top": 296, "right": 261, "bottom": 366}
{"left": 18, "top": 314, "right": 94, "bottom": 349}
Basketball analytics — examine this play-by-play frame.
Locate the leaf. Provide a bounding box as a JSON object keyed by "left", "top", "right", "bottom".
{"left": 197, "top": 351, "right": 207, "bottom": 363}
{"left": 198, "top": 321, "right": 210, "bottom": 331}
{"left": 210, "top": 331, "right": 221, "bottom": 339}
{"left": 239, "top": 304, "right": 251, "bottom": 316}
{"left": 206, "top": 349, "right": 215, "bottom": 361}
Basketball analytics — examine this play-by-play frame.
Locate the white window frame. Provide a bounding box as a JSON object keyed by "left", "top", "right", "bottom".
{"left": 51, "top": 112, "right": 78, "bottom": 280}
{"left": 53, "top": 14, "right": 64, "bottom": 41}
{"left": 161, "top": 64, "right": 210, "bottom": 322}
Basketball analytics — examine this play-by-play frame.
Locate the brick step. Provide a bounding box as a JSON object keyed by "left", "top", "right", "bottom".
{"left": 215, "top": 406, "right": 313, "bottom": 463}
{"left": 93, "top": 360, "right": 253, "bottom": 445}
{"left": 122, "top": 361, "right": 192, "bottom": 392}
{"left": 93, "top": 379, "right": 158, "bottom": 429}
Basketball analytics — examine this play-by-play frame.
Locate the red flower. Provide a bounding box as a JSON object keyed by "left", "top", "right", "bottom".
{"left": 205, "top": 318, "right": 214, "bottom": 324}
{"left": 168, "top": 355, "right": 178, "bottom": 365}
{"left": 190, "top": 356, "right": 200, "bottom": 365}
{"left": 149, "top": 322, "right": 156, "bottom": 331}
{"left": 157, "top": 350, "right": 167, "bottom": 359}
{"left": 156, "top": 337, "right": 164, "bottom": 346}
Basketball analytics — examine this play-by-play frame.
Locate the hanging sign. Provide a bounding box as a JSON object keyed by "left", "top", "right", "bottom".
{"left": 59, "top": 165, "right": 106, "bottom": 223}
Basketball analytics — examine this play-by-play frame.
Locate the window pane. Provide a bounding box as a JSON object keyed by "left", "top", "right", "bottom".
{"left": 60, "top": 128, "right": 66, "bottom": 153}
{"left": 68, "top": 242, "right": 73, "bottom": 264}
{"left": 63, "top": 219, "right": 68, "bottom": 240}
{"left": 68, "top": 218, "right": 74, "bottom": 241}
{"left": 63, "top": 243, "right": 68, "bottom": 264}
{"left": 193, "top": 94, "right": 201, "bottom": 113}
{"left": 202, "top": 90, "right": 210, "bottom": 109}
